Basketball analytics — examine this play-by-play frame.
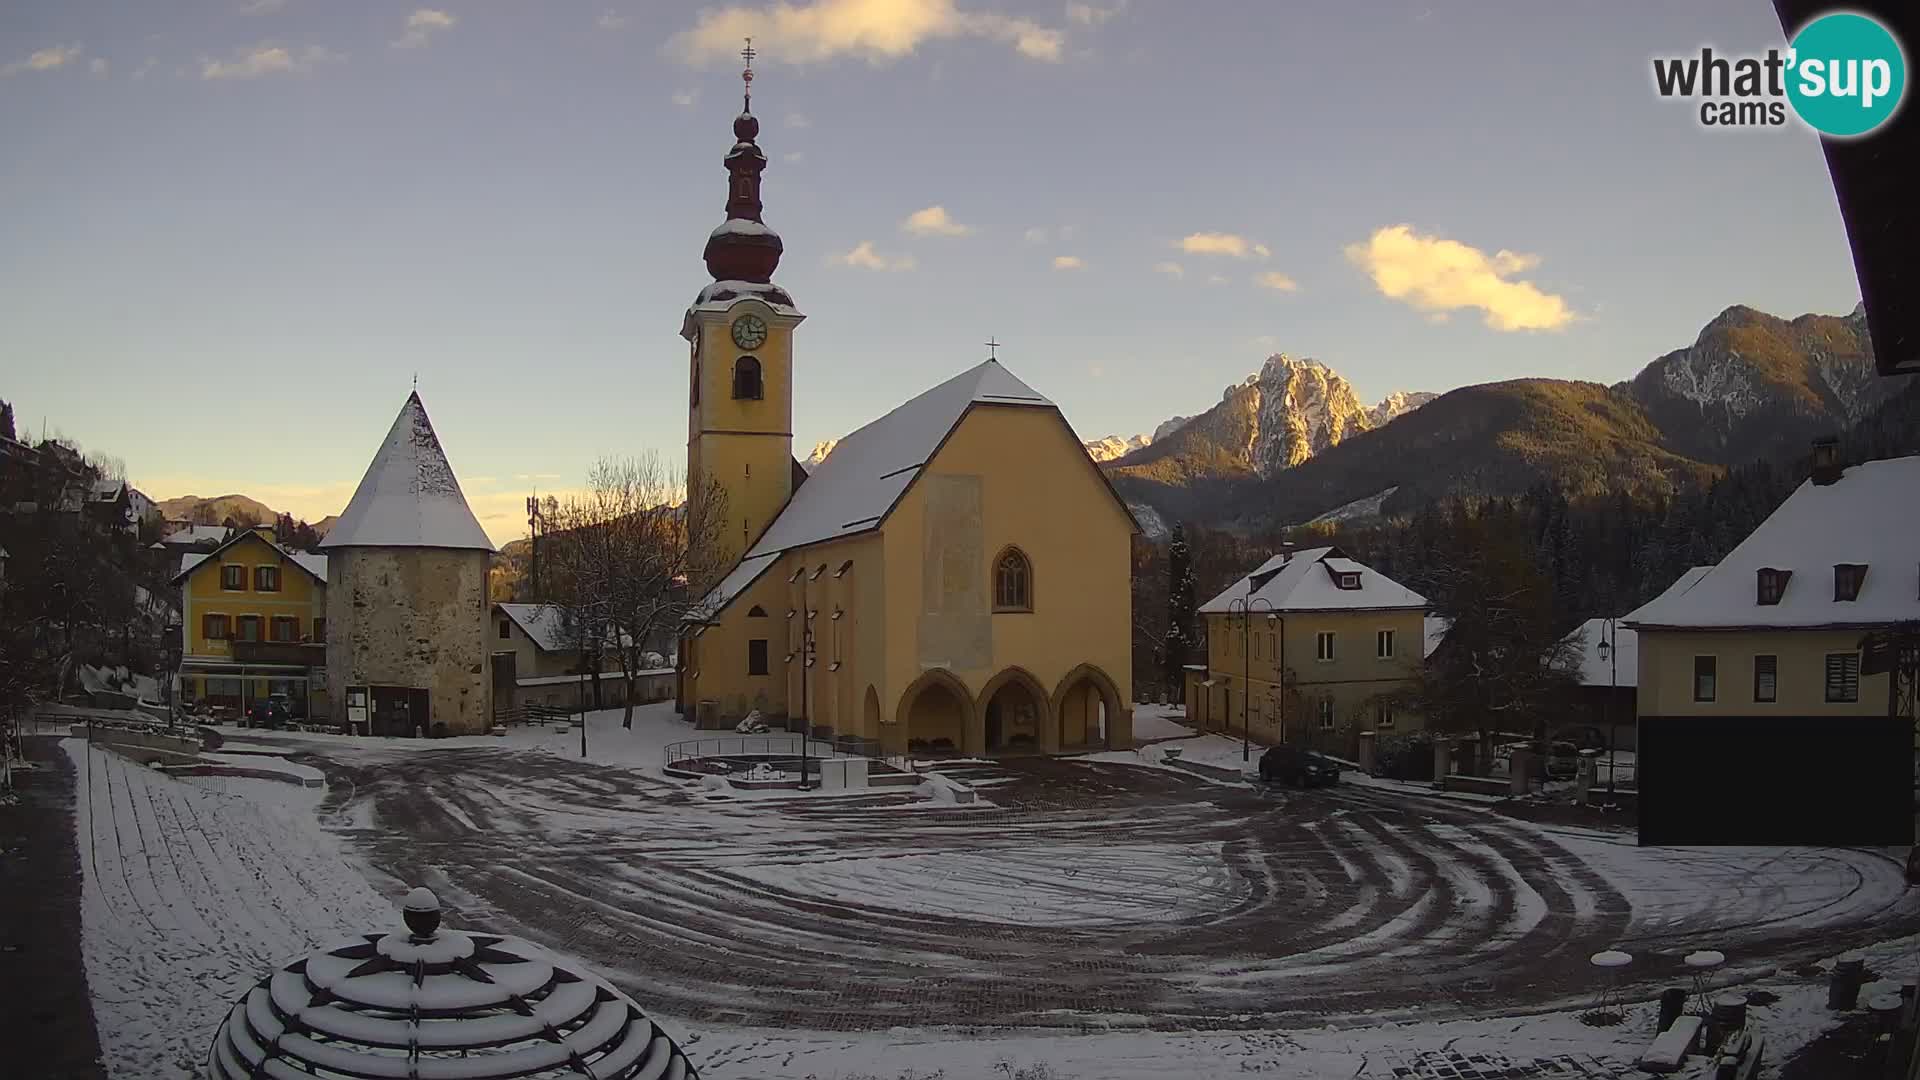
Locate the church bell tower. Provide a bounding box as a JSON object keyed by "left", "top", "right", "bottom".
{"left": 682, "top": 39, "right": 804, "bottom": 568}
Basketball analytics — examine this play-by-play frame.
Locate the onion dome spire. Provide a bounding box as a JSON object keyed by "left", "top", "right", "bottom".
{"left": 703, "top": 37, "right": 784, "bottom": 284}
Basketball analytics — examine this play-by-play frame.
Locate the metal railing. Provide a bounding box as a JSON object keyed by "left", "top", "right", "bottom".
{"left": 663, "top": 734, "right": 851, "bottom": 764}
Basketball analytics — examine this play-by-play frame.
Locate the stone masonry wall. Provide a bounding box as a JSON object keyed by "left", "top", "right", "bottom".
{"left": 326, "top": 547, "right": 491, "bottom": 736}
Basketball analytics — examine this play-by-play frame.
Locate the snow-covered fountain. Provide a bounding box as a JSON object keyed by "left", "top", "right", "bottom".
{"left": 205, "top": 887, "right": 701, "bottom": 1078}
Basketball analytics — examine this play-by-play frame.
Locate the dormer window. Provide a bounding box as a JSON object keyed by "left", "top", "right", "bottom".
{"left": 1834, "top": 564, "right": 1867, "bottom": 602}
{"left": 1337, "top": 573, "right": 1360, "bottom": 590}
{"left": 1756, "top": 568, "right": 1791, "bottom": 605}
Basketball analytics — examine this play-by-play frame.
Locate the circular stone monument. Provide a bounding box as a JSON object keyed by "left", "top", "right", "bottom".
{"left": 206, "top": 887, "right": 700, "bottom": 1078}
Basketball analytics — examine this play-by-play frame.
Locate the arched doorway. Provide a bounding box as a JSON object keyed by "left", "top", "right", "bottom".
{"left": 979, "top": 668, "right": 1049, "bottom": 754}
{"left": 896, "top": 670, "right": 974, "bottom": 756}
{"left": 862, "top": 684, "right": 881, "bottom": 745}
{"left": 1053, "top": 664, "right": 1124, "bottom": 751}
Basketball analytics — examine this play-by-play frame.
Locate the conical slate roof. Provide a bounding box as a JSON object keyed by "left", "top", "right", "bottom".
{"left": 320, "top": 392, "right": 495, "bottom": 552}
{"left": 208, "top": 888, "right": 701, "bottom": 1079}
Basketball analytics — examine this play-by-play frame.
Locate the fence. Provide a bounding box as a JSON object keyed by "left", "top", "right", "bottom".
{"left": 492, "top": 702, "right": 573, "bottom": 728}
{"left": 662, "top": 734, "right": 918, "bottom": 776}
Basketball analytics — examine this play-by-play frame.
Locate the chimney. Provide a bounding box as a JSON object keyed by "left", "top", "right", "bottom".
{"left": 1810, "top": 436, "right": 1842, "bottom": 486}
{"left": 1279, "top": 541, "right": 1296, "bottom": 561}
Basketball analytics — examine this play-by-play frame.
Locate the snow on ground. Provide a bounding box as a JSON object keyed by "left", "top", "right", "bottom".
{"left": 197, "top": 750, "right": 326, "bottom": 784}
{"left": 1129, "top": 703, "right": 1193, "bottom": 742}
{"left": 63, "top": 739, "right": 393, "bottom": 1076}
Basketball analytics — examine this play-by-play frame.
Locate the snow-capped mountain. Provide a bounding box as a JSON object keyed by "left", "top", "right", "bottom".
{"left": 800, "top": 439, "right": 839, "bottom": 473}
{"left": 1084, "top": 434, "right": 1154, "bottom": 462}
{"left": 1114, "top": 354, "right": 1433, "bottom": 479}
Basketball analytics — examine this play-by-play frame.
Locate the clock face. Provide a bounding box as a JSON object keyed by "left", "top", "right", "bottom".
{"left": 731, "top": 314, "right": 768, "bottom": 350}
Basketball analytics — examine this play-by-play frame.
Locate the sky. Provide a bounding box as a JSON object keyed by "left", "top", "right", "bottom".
{"left": 0, "top": 0, "right": 1868, "bottom": 545}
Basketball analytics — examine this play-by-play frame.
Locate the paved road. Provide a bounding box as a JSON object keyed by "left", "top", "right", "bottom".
{"left": 286, "top": 745, "right": 1920, "bottom": 1034}
{"left": 0, "top": 737, "right": 107, "bottom": 1080}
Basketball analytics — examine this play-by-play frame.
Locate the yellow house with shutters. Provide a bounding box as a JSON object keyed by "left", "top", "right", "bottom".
{"left": 674, "top": 75, "right": 1137, "bottom": 755}
{"left": 173, "top": 526, "right": 330, "bottom": 716}
{"left": 1187, "top": 547, "right": 1428, "bottom": 758}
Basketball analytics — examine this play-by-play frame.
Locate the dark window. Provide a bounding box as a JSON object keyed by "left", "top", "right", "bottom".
{"left": 690, "top": 358, "right": 700, "bottom": 408}
{"left": 203, "top": 613, "right": 230, "bottom": 640}
{"left": 499, "top": 619, "right": 512, "bottom": 640}
{"left": 1375, "top": 702, "right": 1395, "bottom": 728}
{"left": 254, "top": 565, "right": 280, "bottom": 592}
{"left": 236, "top": 615, "right": 262, "bottom": 643}
{"left": 994, "top": 548, "right": 1032, "bottom": 611}
{"left": 747, "top": 638, "right": 769, "bottom": 676}
{"left": 1756, "top": 568, "right": 1790, "bottom": 605}
{"left": 732, "top": 356, "right": 763, "bottom": 400}
{"left": 221, "top": 564, "right": 246, "bottom": 591}
{"left": 1318, "top": 698, "right": 1335, "bottom": 729}
{"left": 269, "top": 616, "right": 299, "bottom": 642}
{"left": 1376, "top": 629, "right": 1395, "bottom": 658}
{"left": 314, "top": 617, "right": 326, "bottom": 642}
{"left": 1693, "top": 656, "right": 1717, "bottom": 702}
{"left": 1316, "top": 632, "right": 1335, "bottom": 661}
{"left": 1834, "top": 563, "right": 1868, "bottom": 602}
{"left": 1338, "top": 572, "right": 1360, "bottom": 590}
{"left": 747, "top": 605, "right": 768, "bottom": 617}
{"left": 1826, "top": 652, "right": 1861, "bottom": 703}
{"left": 1754, "top": 654, "right": 1777, "bottom": 703}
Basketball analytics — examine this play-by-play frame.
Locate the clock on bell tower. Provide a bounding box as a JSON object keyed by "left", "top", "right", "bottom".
{"left": 682, "top": 40, "right": 804, "bottom": 568}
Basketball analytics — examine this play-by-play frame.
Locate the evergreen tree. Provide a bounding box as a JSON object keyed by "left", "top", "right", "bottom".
{"left": 0, "top": 399, "right": 14, "bottom": 441}
{"left": 1162, "top": 522, "right": 1196, "bottom": 690}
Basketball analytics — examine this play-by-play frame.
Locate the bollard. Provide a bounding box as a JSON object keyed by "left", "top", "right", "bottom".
{"left": 1659, "top": 987, "right": 1689, "bottom": 1032}
{"left": 1830, "top": 954, "right": 1866, "bottom": 1010}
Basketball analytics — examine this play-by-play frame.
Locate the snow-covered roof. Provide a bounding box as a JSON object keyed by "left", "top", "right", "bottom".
{"left": 710, "top": 219, "right": 779, "bottom": 240}
{"left": 1200, "top": 547, "right": 1427, "bottom": 614}
{"left": 691, "top": 551, "right": 780, "bottom": 621}
{"left": 160, "top": 524, "right": 230, "bottom": 547}
{"left": 174, "top": 532, "right": 327, "bottom": 585}
{"left": 319, "top": 392, "right": 495, "bottom": 553}
{"left": 1561, "top": 617, "right": 1638, "bottom": 688}
{"left": 1423, "top": 616, "right": 1452, "bottom": 658}
{"left": 496, "top": 603, "right": 578, "bottom": 652}
{"left": 741, "top": 360, "right": 1055, "bottom": 560}
{"left": 689, "top": 278, "right": 799, "bottom": 317}
{"left": 1625, "top": 456, "right": 1920, "bottom": 629}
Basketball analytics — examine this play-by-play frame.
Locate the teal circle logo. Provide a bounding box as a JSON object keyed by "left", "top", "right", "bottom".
{"left": 1786, "top": 12, "right": 1907, "bottom": 137}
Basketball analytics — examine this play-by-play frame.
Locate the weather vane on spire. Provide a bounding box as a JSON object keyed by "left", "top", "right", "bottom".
{"left": 741, "top": 37, "right": 755, "bottom": 111}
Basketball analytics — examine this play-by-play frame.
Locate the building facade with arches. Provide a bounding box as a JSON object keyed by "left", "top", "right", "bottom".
{"left": 673, "top": 64, "right": 1136, "bottom": 755}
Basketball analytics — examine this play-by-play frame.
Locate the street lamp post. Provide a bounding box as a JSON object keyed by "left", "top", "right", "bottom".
{"left": 798, "top": 573, "right": 815, "bottom": 791}
{"left": 1597, "top": 616, "right": 1619, "bottom": 799}
{"left": 1228, "top": 597, "right": 1277, "bottom": 762}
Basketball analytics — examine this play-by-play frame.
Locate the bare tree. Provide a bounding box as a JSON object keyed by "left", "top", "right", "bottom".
{"left": 539, "top": 454, "right": 731, "bottom": 729}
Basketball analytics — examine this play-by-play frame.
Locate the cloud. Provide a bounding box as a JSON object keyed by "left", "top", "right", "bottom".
{"left": 200, "top": 44, "right": 341, "bottom": 79}
{"left": 1206, "top": 273, "right": 1228, "bottom": 285}
{"left": 1023, "top": 226, "right": 1049, "bottom": 244}
{"left": 668, "top": 0, "right": 1066, "bottom": 66}
{"left": 89, "top": 57, "right": 109, "bottom": 77}
{"left": 1066, "top": 1, "right": 1125, "bottom": 26}
{"left": 514, "top": 473, "right": 564, "bottom": 482}
{"left": 1178, "top": 232, "right": 1270, "bottom": 259}
{"left": 239, "top": 0, "right": 288, "bottom": 13}
{"left": 783, "top": 151, "right": 805, "bottom": 163}
{"left": 1153, "top": 261, "right": 1184, "bottom": 278}
{"left": 785, "top": 111, "right": 810, "bottom": 128}
{"left": 671, "top": 88, "right": 698, "bottom": 106}
{"left": 830, "top": 240, "right": 915, "bottom": 271}
{"left": 901, "top": 205, "right": 972, "bottom": 237}
{"left": 1253, "top": 270, "right": 1298, "bottom": 292}
{"left": 597, "top": 9, "right": 629, "bottom": 30}
{"left": 1088, "top": 362, "right": 1106, "bottom": 378}
{"left": 1344, "top": 224, "right": 1575, "bottom": 331}
{"left": 1052, "top": 255, "right": 1084, "bottom": 270}
{"left": 2, "top": 44, "right": 82, "bottom": 77}
{"left": 132, "top": 58, "right": 157, "bottom": 81}
{"left": 394, "top": 9, "right": 456, "bottom": 50}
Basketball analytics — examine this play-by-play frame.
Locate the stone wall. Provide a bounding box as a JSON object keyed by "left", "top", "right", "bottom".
{"left": 326, "top": 547, "right": 491, "bottom": 736}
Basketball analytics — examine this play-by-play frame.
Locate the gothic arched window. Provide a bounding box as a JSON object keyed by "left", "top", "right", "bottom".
{"left": 732, "top": 356, "right": 763, "bottom": 400}
{"left": 993, "top": 547, "right": 1032, "bottom": 612}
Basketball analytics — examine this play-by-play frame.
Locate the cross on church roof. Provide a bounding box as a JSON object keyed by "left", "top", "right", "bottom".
{"left": 741, "top": 37, "right": 755, "bottom": 108}
{"left": 985, "top": 337, "right": 1001, "bottom": 361}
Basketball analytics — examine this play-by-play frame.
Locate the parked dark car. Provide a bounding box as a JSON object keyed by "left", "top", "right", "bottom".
{"left": 1259, "top": 746, "right": 1342, "bottom": 788}
{"left": 244, "top": 699, "right": 290, "bottom": 730}
{"left": 1545, "top": 740, "right": 1582, "bottom": 780}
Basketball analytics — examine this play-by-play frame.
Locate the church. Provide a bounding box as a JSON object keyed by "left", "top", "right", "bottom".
{"left": 675, "top": 51, "right": 1137, "bottom": 756}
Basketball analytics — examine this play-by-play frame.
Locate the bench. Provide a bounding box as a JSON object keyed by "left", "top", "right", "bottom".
{"left": 1638, "top": 1015, "right": 1703, "bottom": 1073}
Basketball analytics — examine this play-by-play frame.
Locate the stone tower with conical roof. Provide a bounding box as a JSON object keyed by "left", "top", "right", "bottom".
{"left": 681, "top": 41, "right": 807, "bottom": 572}
{"left": 321, "top": 392, "right": 496, "bottom": 737}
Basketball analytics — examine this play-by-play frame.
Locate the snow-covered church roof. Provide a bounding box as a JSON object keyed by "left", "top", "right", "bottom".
{"left": 693, "top": 358, "right": 1135, "bottom": 617}
{"left": 1200, "top": 546, "right": 1427, "bottom": 614}
{"left": 320, "top": 392, "right": 495, "bottom": 553}
{"left": 1625, "top": 455, "right": 1920, "bottom": 630}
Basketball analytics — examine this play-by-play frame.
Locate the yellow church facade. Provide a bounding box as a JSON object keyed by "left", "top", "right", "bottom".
{"left": 675, "top": 56, "right": 1136, "bottom": 755}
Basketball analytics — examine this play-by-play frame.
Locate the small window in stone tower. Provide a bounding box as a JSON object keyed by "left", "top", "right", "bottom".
{"left": 732, "top": 356, "right": 763, "bottom": 400}
{"left": 994, "top": 548, "right": 1032, "bottom": 612}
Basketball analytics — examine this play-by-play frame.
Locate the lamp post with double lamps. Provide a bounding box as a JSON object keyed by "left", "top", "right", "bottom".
{"left": 1228, "top": 596, "right": 1278, "bottom": 762}
{"left": 1595, "top": 616, "right": 1620, "bottom": 799}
